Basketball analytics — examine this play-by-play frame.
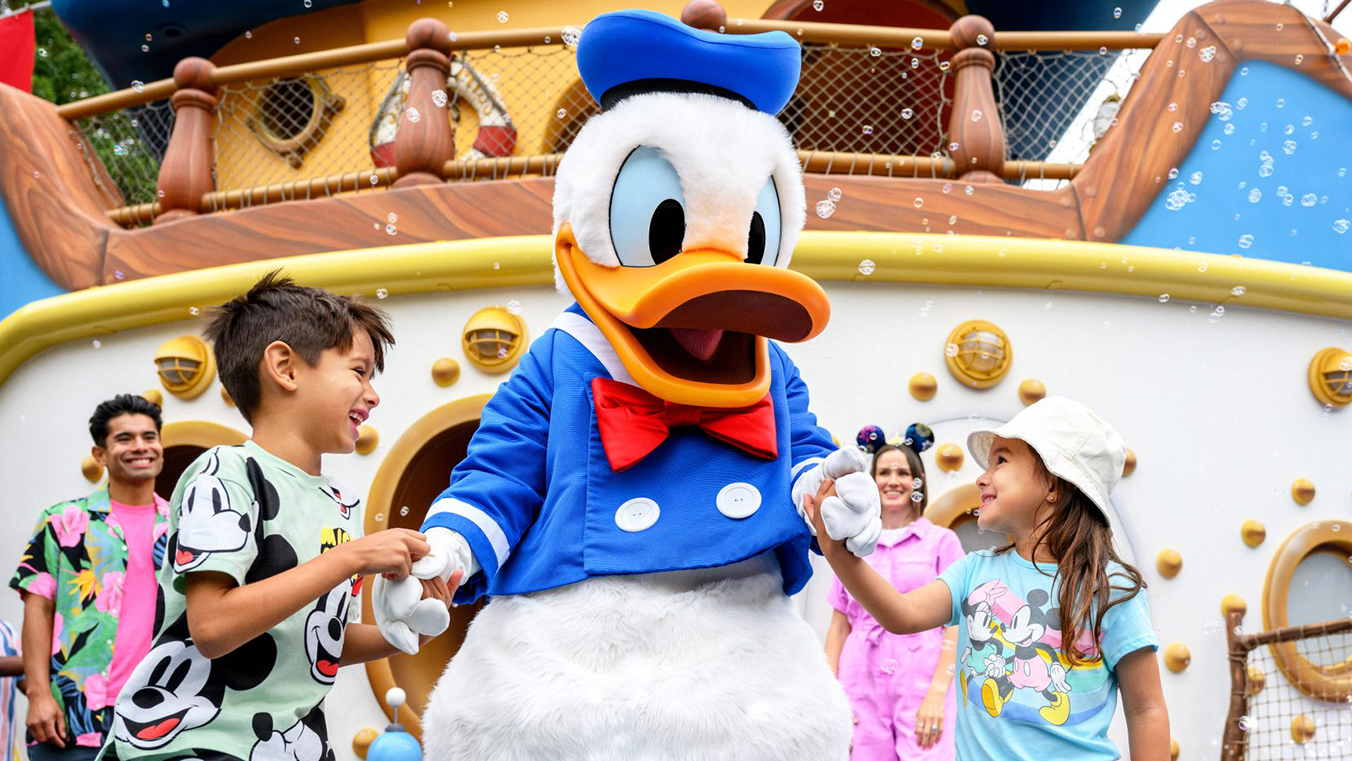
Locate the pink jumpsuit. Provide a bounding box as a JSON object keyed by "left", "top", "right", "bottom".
{"left": 829, "top": 518, "right": 965, "bottom": 761}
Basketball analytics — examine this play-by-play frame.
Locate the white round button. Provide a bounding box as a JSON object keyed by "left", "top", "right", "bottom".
{"left": 615, "top": 497, "right": 660, "bottom": 532}
{"left": 716, "top": 482, "right": 762, "bottom": 519}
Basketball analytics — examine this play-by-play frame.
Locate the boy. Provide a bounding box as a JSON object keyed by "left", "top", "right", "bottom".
{"left": 101, "top": 272, "right": 455, "bottom": 761}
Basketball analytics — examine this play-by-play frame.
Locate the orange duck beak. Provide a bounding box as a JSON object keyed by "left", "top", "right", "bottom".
{"left": 555, "top": 222, "right": 830, "bottom": 408}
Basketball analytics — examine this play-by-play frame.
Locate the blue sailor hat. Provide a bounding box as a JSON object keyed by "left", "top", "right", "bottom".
{"left": 576, "top": 9, "right": 801, "bottom": 115}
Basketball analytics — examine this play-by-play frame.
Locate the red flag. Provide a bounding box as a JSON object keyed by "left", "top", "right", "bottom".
{"left": 0, "top": 9, "right": 36, "bottom": 93}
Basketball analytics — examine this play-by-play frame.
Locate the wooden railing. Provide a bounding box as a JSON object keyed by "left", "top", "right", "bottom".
{"left": 58, "top": 0, "right": 1158, "bottom": 227}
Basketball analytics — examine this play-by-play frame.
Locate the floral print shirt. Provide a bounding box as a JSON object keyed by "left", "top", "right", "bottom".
{"left": 9, "top": 487, "right": 170, "bottom": 747}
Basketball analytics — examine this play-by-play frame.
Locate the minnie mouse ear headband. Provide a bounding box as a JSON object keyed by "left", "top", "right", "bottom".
{"left": 856, "top": 423, "right": 934, "bottom": 454}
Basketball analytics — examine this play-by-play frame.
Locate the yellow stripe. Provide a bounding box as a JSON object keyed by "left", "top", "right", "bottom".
{"left": 2, "top": 231, "right": 1348, "bottom": 387}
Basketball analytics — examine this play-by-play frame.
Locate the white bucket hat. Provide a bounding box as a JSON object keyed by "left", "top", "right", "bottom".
{"left": 966, "top": 397, "right": 1125, "bottom": 521}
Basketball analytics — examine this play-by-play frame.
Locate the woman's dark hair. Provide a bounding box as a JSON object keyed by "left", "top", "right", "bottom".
{"left": 89, "top": 394, "right": 163, "bottom": 447}
{"left": 995, "top": 466, "right": 1146, "bottom": 666}
{"left": 870, "top": 443, "right": 927, "bottom": 518}
{"left": 203, "top": 271, "right": 395, "bottom": 424}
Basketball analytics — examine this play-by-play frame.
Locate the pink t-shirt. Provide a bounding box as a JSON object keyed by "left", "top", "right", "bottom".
{"left": 107, "top": 497, "right": 165, "bottom": 700}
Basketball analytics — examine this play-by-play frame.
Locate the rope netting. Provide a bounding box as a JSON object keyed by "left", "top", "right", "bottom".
{"left": 71, "top": 99, "right": 175, "bottom": 207}
{"left": 1228, "top": 619, "right": 1352, "bottom": 760}
{"left": 995, "top": 47, "right": 1153, "bottom": 185}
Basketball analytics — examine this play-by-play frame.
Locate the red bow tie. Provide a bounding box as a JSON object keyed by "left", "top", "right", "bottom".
{"left": 592, "top": 377, "right": 778, "bottom": 472}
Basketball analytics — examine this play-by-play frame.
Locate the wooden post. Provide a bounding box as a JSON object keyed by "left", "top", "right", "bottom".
{"left": 154, "top": 57, "right": 218, "bottom": 225}
{"left": 1221, "top": 609, "right": 1249, "bottom": 761}
{"left": 947, "top": 16, "right": 1005, "bottom": 183}
{"left": 393, "top": 18, "right": 455, "bottom": 188}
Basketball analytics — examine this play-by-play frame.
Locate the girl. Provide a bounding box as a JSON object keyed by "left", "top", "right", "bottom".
{"left": 825, "top": 441, "right": 963, "bottom": 759}
{"left": 807, "top": 398, "right": 1169, "bottom": 760}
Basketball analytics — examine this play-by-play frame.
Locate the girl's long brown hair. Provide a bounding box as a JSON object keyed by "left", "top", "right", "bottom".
{"left": 996, "top": 468, "right": 1146, "bottom": 666}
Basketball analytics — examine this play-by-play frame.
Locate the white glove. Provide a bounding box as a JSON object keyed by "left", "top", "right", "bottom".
{"left": 818, "top": 471, "right": 882, "bottom": 556}
{"left": 372, "top": 528, "right": 478, "bottom": 655}
{"left": 1049, "top": 662, "right": 1072, "bottom": 693}
{"left": 792, "top": 447, "right": 871, "bottom": 532}
{"left": 984, "top": 653, "right": 1007, "bottom": 679}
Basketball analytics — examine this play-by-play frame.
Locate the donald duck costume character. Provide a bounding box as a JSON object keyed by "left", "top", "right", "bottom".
{"left": 373, "top": 10, "right": 885, "bottom": 759}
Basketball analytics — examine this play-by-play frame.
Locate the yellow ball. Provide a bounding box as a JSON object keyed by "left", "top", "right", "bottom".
{"left": 1241, "top": 519, "right": 1266, "bottom": 548}
{"left": 220, "top": 385, "right": 234, "bottom": 407}
{"left": 909, "top": 372, "right": 937, "bottom": 401}
{"left": 352, "top": 728, "right": 379, "bottom": 759}
{"left": 1291, "top": 714, "right": 1315, "bottom": 744}
{"left": 1122, "top": 449, "right": 1137, "bottom": 477}
{"left": 1169, "top": 737, "right": 1179, "bottom": 761}
{"left": 81, "top": 455, "right": 103, "bottom": 483}
{"left": 935, "top": 443, "right": 965, "bottom": 472}
{"left": 1220, "top": 594, "right": 1246, "bottom": 618}
{"left": 1017, "top": 379, "right": 1046, "bottom": 405}
{"left": 1291, "top": 478, "right": 1315, "bottom": 505}
{"left": 1164, "top": 642, "right": 1190, "bottom": 673}
{"left": 355, "top": 425, "right": 379, "bottom": 455}
{"left": 1245, "top": 665, "right": 1266, "bottom": 696}
{"left": 432, "top": 358, "right": 461, "bottom": 387}
{"left": 1336, "top": 37, "right": 1350, "bottom": 55}
{"left": 1156, "top": 549, "right": 1182, "bottom": 579}
{"left": 141, "top": 389, "right": 164, "bottom": 408}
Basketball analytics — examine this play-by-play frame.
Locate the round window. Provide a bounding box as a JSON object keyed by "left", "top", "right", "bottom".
{"left": 259, "top": 78, "right": 317, "bottom": 141}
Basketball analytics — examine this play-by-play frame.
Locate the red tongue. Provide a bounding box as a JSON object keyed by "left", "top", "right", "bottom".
{"left": 175, "top": 549, "right": 195, "bottom": 566}
{"left": 669, "top": 328, "right": 724, "bottom": 361}
{"left": 318, "top": 660, "right": 339, "bottom": 677}
{"left": 137, "top": 716, "right": 181, "bottom": 740}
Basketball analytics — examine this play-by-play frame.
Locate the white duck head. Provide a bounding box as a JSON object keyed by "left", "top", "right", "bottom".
{"left": 552, "top": 10, "right": 830, "bottom": 408}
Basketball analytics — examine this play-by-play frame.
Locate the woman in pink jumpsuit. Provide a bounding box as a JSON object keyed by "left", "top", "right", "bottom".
{"left": 826, "top": 443, "right": 964, "bottom": 760}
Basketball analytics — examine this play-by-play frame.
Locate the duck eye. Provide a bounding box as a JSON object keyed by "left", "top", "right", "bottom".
{"left": 609, "top": 146, "right": 686, "bottom": 267}
{"left": 745, "top": 176, "right": 782, "bottom": 267}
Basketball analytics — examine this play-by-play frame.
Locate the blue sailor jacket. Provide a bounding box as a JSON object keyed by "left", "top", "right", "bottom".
{"left": 423, "top": 304, "right": 836, "bottom": 604}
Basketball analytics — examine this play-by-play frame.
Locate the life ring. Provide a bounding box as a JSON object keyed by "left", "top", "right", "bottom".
{"left": 369, "top": 57, "right": 517, "bottom": 167}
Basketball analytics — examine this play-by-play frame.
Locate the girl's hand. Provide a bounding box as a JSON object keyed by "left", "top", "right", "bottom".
{"left": 915, "top": 688, "right": 946, "bottom": 748}
{"left": 802, "top": 478, "right": 843, "bottom": 553}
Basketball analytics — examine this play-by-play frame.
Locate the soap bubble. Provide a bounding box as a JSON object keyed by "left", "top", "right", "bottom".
{"left": 913, "top": 197, "right": 924, "bottom": 208}
{"left": 405, "top": 107, "right": 421, "bottom": 123}
{"left": 1334, "top": 219, "right": 1350, "bottom": 234}
{"left": 92, "top": 340, "right": 102, "bottom": 349}
{"left": 1276, "top": 98, "right": 1285, "bottom": 108}
{"left": 828, "top": 187, "right": 842, "bottom": 202}
{"left": 432, "top": 89, "right": 448, "bottom": 108}
{"left": 1171, "top": 122, "right": 1183, "bottom": 133}
{"left": 862, "top": 125, "right": 873, "bottom": 135}
{"left": 385, "top": 224, "right": 397, "bottom": 235}
{"left": 869, "top": 46, "right": 881, "bottom": 57}
{"left": 376, "top": 288, "right": 389, "bottom": 299}
{"left": 497, "top": 10, "right": 508, "bottom": 23}
{"left": 911, "top": 492, "right": 924, "bottom": 502}
{"left": 506, "top": 300, "right": 522, "bottom": 315}
{"left": 1301, "top": 193, "right": 1317, "bottom": 207}
{"left": 1237, "top": 235, "right": 1253, "bottom": 249}
{"left": 1210, "top": 140, "right": 1222, "bottom": 150}
{"left": 1158, "top": 294, "right": 1170, "bottom": 303}
{"left": 1232, "top": 286, "right": 1246, "bottom": 296}
{"left": 857, "top": 259, "right": 876, "bottom": 276}
{"left": 1113, "top": 7, "right": 1122, "bottom": 19}
{"left": 1189, "top": 171, "right": 1203, "bottom": 185}
{"left": 813, "top": 0, "right": 824, "bottom": 10}
{"left": 911, "top": 36, "right": 923, "bottom": 50}
{"left": 562, "top": 27, "right": 581, "bottom": 45}
{"left": 387, "top": 212, "right": 398, "bottom": 223}
{"left": 965, "top": 185, "right": 974, "bottom": 196}
{"left": 1197, "top": 261, "right": 1209, "bottom": 273}
{"left": 815, "top": 200, "right": 836, "bottom": 219}
{"left": 131, "top": 80, "right": 145, "bottom": 93}
{"left": 976, "top": 34, "right": 988, "bottom": 46}
{"left": 188, "top": 307, "right": 200, "bottom": 316}
{"left": 497, "top": 347, "right": 509, "bottom": 359}
{"left": 141, "top": 44, "right": 149, "bottom": 52}
{"left": 1283, "top": 140, "right": 1296, "bottom": 155}
{"left": 970, "top": 109, "right": 983, "bottom": 122}
{"left": 1168, "top": 168, "right": 1179, "bottom": 179}
{"left": 912, "top": 478, "right": 922, "bottom": 489}
{"left": 1199, "top": 46, "right": 1216, "bottom": 62}
{"left": 901, "top": 108, "right": 914, "bottom": 119}
{"left": 399, "top": 506, "right": 410, "bottom": 516}
{"left": 557, "top": 108, "right": 567, "bottom": 119}
{"left": 945, "top": 343, "right": 959, "bottom": 357}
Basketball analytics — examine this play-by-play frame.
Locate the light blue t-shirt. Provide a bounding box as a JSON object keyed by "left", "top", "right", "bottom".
{"left": 937, "top": 550, "right": 1157, "bottom": 760}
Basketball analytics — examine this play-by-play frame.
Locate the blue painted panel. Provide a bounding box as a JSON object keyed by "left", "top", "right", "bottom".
{"left": 0, "top": 192, "right": 65, "bottom": 321}
{"left": 1121, "top": 60, "right": 1352, "bottom": 268}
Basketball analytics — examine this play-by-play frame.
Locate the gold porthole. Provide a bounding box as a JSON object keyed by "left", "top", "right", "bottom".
{"left": 461, "top": 307, "right": 528, "bottom": 373}
{"left": 156, "top": 420, "right": 248, "bottom": 497}
{"left": 924, "top": 482, "right": 1011, "bottom": 552}
{"left": 363, "top": 395, "right": 493, "bottom": 741}
{"left": 944, "top": 320, "right": 1012, "bottom": 389}
{"left": 1307, "top": 347, "right": 1352, "bottom": 408}
{"left": 246, "top": 75, "right": 345, "bottom": 169}
{"left": 1261, "top": 520, "right": 1352, "bottom": 702}
{"left": 154, "top": 336, "right": 216, "bottom": 399}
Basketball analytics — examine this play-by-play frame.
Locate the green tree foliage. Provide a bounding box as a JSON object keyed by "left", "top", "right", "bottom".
{"left": 13, "top": 5, "right": 165, "bottom": 208}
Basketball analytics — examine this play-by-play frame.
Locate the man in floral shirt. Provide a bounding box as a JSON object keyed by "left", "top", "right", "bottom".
{"left": 11, "top": 396, "right": 169, "bottom": 761}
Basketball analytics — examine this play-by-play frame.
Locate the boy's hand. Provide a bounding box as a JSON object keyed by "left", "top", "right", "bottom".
{"left": 343, "top": 529, "right": 430, "bottom": 579}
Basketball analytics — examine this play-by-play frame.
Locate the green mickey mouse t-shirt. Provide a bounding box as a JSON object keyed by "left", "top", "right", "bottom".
{"left": 103, "top": 440, "right": 364, "bottom": 761}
